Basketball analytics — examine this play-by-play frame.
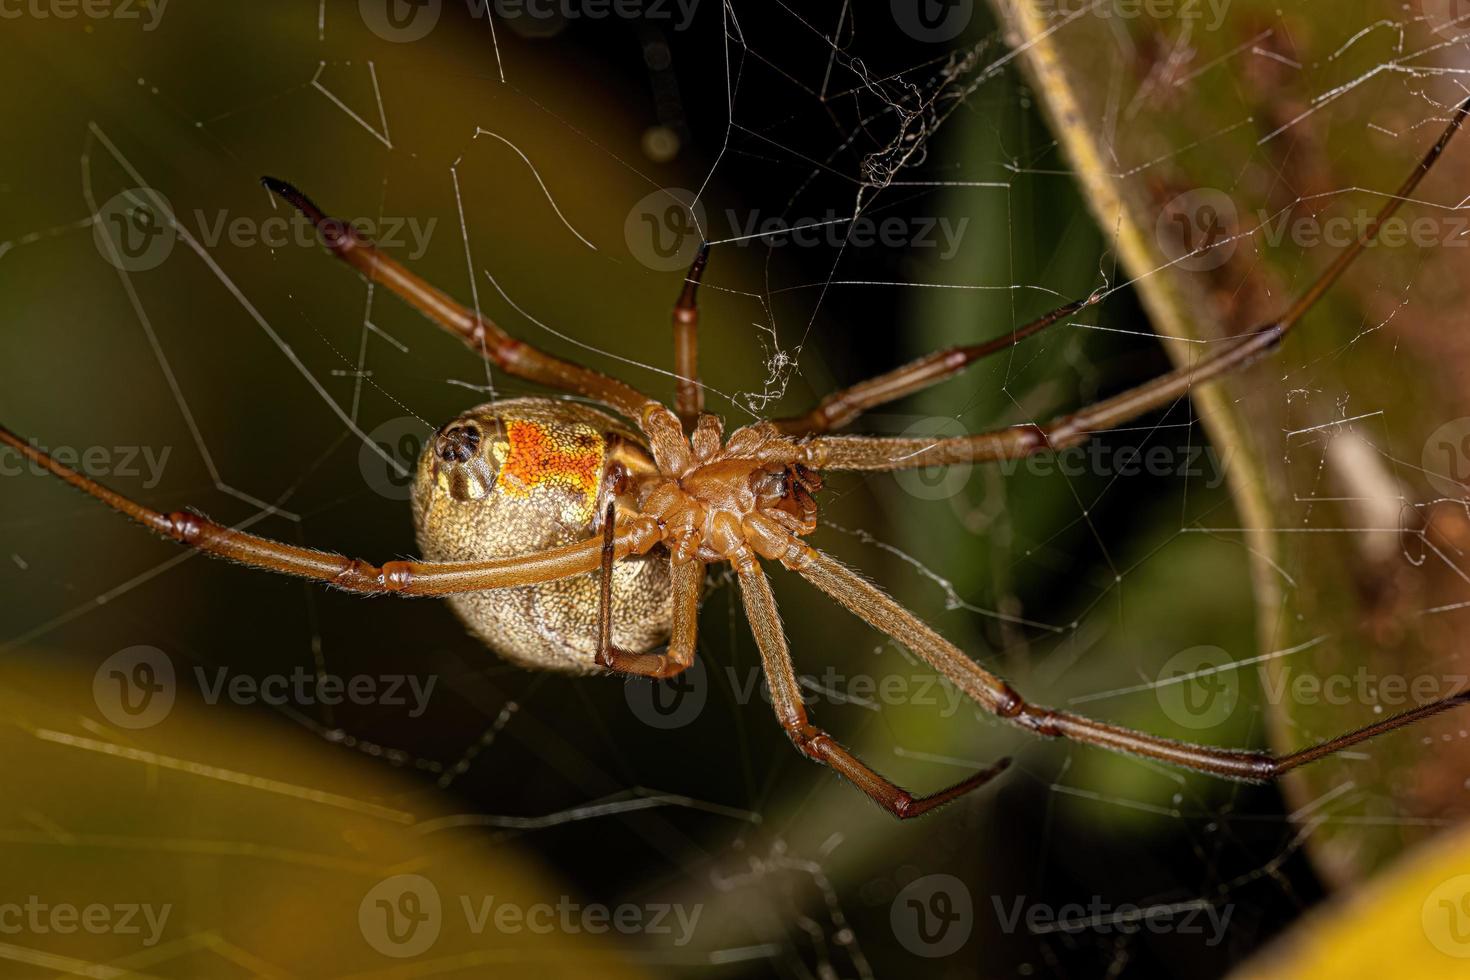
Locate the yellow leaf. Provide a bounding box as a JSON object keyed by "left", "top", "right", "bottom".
{"left": 1237, "top": 824, "right": 1470, "bottom": 979}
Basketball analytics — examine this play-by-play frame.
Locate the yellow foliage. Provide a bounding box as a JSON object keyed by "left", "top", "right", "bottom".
{"left": 1237, "top": 825, "right": 1470, "bottom": 979}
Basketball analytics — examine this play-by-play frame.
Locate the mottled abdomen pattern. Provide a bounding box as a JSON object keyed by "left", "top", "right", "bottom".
{"left": 412, "top": 398, "right": 673, "bottom": 673}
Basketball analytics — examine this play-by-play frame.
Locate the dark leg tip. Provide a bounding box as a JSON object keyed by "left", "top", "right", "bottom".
{"left": 676, "top": 244, "right": 712, "bottom": 310}
{"left": 260, "top": 177, "right": 328, "bottom": 228}
{"left": 260, "top": 175, "right": 294, "bottom": 197}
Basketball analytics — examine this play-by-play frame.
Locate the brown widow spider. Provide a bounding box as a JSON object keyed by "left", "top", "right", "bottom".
{"left": 6, "top": 101, "right": 1470, "bottom": 820}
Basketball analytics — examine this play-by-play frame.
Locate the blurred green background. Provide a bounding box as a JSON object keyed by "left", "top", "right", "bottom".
{"left": 2, "top": 1, "right": 1469, "bottom": 977}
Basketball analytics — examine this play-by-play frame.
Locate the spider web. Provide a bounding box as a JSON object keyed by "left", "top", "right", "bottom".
{"left": 2, "top": 1, "right": 1470, "bottom": 977}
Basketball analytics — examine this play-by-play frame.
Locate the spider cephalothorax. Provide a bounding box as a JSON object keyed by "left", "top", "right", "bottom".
{"left": 639, "top": 416, "right": 821, "bottom": 567}
{"left": 6, "top": 106, "right": 1470, "bottom": 819}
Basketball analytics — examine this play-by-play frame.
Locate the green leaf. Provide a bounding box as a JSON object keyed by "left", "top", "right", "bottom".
{"left": 985, "top": 0, "right": 1470, "bottom": 881}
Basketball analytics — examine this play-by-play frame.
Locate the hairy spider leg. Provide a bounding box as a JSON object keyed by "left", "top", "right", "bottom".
{"left": 795, "top": 97, "right": 1470, "bottom": 471}
{"left": 262, "top": 177, "right": 673, "bottom": 431}
{"left": 786, "top": 545, "right": 1470, "bottom": 786}
{"left": 740, "top": 558, "right": 1011, "bottom": 818}
{"left": 594, "top": 501, "right": 703, "bottom": 678}
{"left": 774, "top": 292, "right": 1101, "bottom": 435}
{"left": 0, "top": 424, "right": 660, "bottom": 596}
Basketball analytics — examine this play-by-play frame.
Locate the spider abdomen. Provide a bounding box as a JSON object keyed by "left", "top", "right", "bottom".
{"left": 412, "top": 398, "right": 672, "bottom": 673}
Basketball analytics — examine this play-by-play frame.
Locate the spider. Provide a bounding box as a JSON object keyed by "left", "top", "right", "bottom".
{"left": 6, "top": 101, "right": 1470, "bottom": 820}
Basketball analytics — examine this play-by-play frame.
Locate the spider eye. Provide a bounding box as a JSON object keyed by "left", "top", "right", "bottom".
{"left": 434, "top": 423, "right": 482, "bottom": 464}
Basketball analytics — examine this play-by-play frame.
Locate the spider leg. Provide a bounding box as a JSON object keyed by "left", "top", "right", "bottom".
{"left": 773, "top": 293, "right": 1099, "bottom": 436}
{"left": 594, "top": 502, "right": 703, "bottom": 678}
{"left": 786, "top": 545, "right": 1470, "bottom": 781}
{"left": 738, "top": 558, "right": 1010, "bottom": 818}
{"left": 796, "top": 96, "right": 1470, "bottom": 470}
{"left": 0, "top": 425, "right": 660, "bottom": 596}
{"left": 261, "top": 178, "right": 670, "bottom": 433}
{"left": 672, "top": 244, "right": 710, "bottom": 431}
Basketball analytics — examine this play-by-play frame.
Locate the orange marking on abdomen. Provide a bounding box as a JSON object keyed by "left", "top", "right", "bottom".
{"left": 495, "top": 419, "right": 605, "bottom": 519}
